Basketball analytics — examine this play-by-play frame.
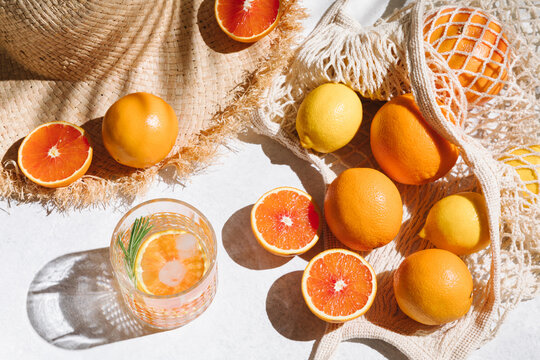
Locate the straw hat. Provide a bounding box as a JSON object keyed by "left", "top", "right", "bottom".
{"left": 0, "top": 0, "right": 304, "bottom": 208}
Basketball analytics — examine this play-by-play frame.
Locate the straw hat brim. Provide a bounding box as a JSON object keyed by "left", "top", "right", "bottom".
{"left": 0, "top": 0, "right": 306, "bottom": 209}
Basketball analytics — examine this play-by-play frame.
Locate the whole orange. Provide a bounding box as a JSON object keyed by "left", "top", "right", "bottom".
{"left": 102, "top": 92, "right": 179, "bottom": 168}
{"left": 424, "top": 7, "right": 510, "bottom": 106}
{"left": 393, "top": 248, "right": 473, "bottom": 325}
{"left": 324, "top": 168, "right": 403, "bottom": 251}
{"left": 370, "top": 94, "right": 459, "bottom": 185}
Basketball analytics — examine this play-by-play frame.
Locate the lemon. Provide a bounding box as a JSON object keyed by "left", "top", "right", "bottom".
{"left": 419, "top": 192, "right": 490, "bottom": 255}
{"left": 500, "top": 145, "right": 540, "bottom": 196}
{"left": 296, "top": 83, "right": 363, "bottom": 153}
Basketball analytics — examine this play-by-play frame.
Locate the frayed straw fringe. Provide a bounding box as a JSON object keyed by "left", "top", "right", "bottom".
{"left": 0, "top": 0, "right": 307, "bottom": 211}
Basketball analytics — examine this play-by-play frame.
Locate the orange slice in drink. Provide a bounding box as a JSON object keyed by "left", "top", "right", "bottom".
{"left": 215, "top": 0, "right": 281, "bottom": 43}
{"left": 251, "top": 186, "right": 320, "bottom": 256}
{"left": 17, "top": 121, "right": 93, "bottom": 188}
{"left": 302, "top": 249, "right": 377, "bottom": 323}
{"left": 134, "top": 229, "right": 207, "bottom": 296}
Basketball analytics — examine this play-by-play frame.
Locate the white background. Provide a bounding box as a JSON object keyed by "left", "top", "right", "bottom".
{"left": 1, "top": 0, "right": 538, "bottom": 359}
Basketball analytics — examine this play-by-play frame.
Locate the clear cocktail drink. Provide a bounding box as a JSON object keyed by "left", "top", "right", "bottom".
{"left": 110, "top": 199, "right": 217, "bottom": 329}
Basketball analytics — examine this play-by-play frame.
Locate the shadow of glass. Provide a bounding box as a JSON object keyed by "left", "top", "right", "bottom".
{"left": 27, "top": 247, "right": 161, "bottom": 350}
{"left": 222, "top": 205, "right": 291, "bottom": 269}
{"left": 266, "top": 271, "right": 326, "bottom": 341}
{"left": 196, "top": 0, "right": 252, "bottom": 54}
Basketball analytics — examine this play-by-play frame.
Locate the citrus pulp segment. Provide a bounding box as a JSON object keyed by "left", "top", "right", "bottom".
{"left": 215, "top": 0, "right": 280, "bottom": 43}
{"left": 301, "top": 249, "right": 377, "bottom": 323}
{"left": 251, "top": 186, "right": 320, "bottom": 256}
{"left": 134, "top": 229, "right": 207, "bottom": 296}
{"left": 17, "top": 121, "right": 93, "bottom": 188}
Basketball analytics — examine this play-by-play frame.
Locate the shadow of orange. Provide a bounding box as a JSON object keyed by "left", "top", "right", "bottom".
{"left": 265, "top": 271, "right": 326, "bottom": 341}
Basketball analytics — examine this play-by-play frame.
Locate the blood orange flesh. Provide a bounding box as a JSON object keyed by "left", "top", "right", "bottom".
{"left": 18, "top": 121, "right": 92, "bottom": 188}
{"left": 302, "top": 249, "right": 377, "bottom": 323}
{"left": 251, "top": 187, "right": 320, "bottom": 256}
{"left": 215, "top": 0, "right": 280, "bottom": 43}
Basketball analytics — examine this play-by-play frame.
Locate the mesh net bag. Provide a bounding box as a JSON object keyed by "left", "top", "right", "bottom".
{"left": 253, "top": 0, "right": 539, "bottom": 358}
{"left": 0, "top": 0, "right": 305, "bottom": 209}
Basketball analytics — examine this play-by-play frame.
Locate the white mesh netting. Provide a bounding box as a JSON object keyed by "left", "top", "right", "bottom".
{"left": 252, "top": 0, "right": 539, "bottom": 359}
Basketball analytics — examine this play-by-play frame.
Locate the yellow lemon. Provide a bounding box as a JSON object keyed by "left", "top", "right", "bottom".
{"left": 296, "top": 83, "right": 363, "bottom": 153}
{"left": 419, "top": 192, "right": 490, "bottom": 256}
{"left": 393, "top": 249, "right": 473, "bottom": 325}
{"left": 500, "top": 145, "right": 540, "bottom": 197}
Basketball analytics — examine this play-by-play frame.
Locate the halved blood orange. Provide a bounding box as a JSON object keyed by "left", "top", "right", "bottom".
{"left": 135, "top": 229, "right": 207, "bottom": 296}
{"left": 215, "top": 0, "right": 281, "bottom": 43}
{"left": 302, "top": 249, "right": 377, "bottom": 323}
{"left": 17, "top": 121, "right": 93, "bottom": 188}
{"left": 251, "top": 186, "right": 320, "bottom": 256}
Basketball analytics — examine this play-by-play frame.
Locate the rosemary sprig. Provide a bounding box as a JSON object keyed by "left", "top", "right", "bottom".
{"left": 117, "top": 216, "right": 153, "bottom": 286}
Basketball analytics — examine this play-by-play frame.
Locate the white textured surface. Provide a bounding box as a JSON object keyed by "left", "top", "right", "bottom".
{"left": 0, "top": 1, "right": 538, "bottom": 359}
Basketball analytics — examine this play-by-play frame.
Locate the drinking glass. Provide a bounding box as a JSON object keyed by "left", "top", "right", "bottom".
{"left": 110, "top": 198, "right": 217, "bottom": 329}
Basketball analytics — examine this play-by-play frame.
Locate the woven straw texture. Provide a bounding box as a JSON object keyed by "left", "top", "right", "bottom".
{"left": 0, "top": 0, "right": 305, "bottom": 208}
{"left": 254, "top": 0, "right": 539, "bottom": 359}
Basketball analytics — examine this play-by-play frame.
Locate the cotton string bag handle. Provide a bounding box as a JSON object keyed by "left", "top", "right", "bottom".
{"left": 253, "top": 0, "right": 539, "bottom": 358}
{"left": 407, "top": 0, "right": 503, "bottom": 349}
